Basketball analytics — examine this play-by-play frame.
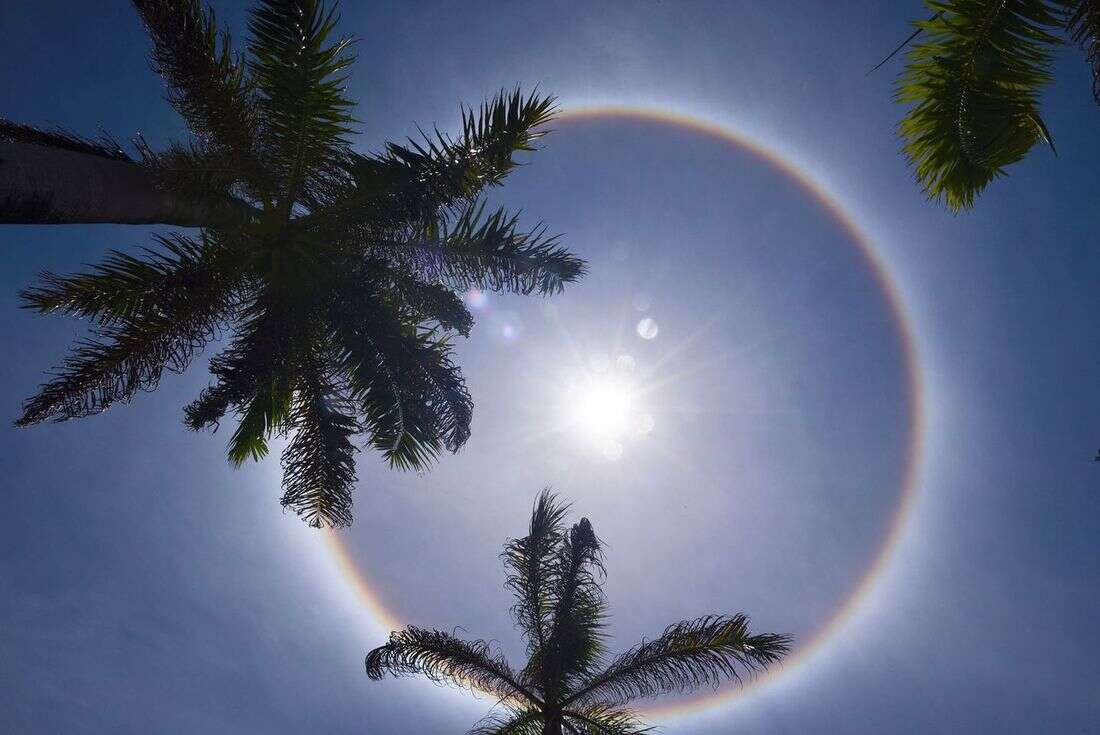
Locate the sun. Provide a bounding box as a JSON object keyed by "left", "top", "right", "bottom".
{"left": 561, "top": 361, "right": 654, "bottom": 461}
{"left": 570, "top": 375, "right": 634, "bottom": 440}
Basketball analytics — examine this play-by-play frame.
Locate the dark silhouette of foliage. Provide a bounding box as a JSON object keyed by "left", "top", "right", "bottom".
{"left": 365, "top": 491, "right": 791, "bottom": 735}
{"left": 8, "top": 0, "right": 585, "bottom": 527}
{"left": 885, "top": 1, "right": 1100, "bottom": 210}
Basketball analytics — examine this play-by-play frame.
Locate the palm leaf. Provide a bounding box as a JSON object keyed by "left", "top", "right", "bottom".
{"left": 539, "top": 517, "right": 608, "bottom": 698}
{"left": 279, "top": 341, "right": 358, "bottom": 527}
{"left": 248, "top": 0, "right": 355, "bottom": 213}
{"left": 895, "top": 0, "right": 1065, "bottom": 210}
{"left": 17, "top": 234, "right": 234, "bottom": 425}
{"left": 504, "top": 490, "right": 570, "bottom": 668}
{"left": 467, "top": 709, "right": 544, "bottom": 735}
{"left": 20, "top": 232, "right": 236, "bottom": 324}
{"left": 0, "top": 119, "right": 131, "bottom": 161}
{"left": 182, "top": 289, "right": 305, "bottom": 464}
{"left": 355, "top": 88, "right": 557, "bottom": 229}
{"left": 563, "top": 705, "right": 651, "bottom": 735}
{"left": 17, "top": 317, "right": 219, "bottom": 427}
{"left": 132, "top": 0, "right": 260, "bottom": 176}
{"left": 563, "top": 615, "right": 791, "bottom": 708}
{"left": 382, "top": 202, "right": 586, "bottom": 297}
{"left": 365, "top": 627, "right": 542, "bottom": 705}
{"left": 1067, "top": 0, "right": 1100, "bottom": 102}
{"left": 329, "top": 279, "right": 471, "bottom": 470}
{"left": 227, "top": 375, "right": 293, "bottom": 465}
{"left": 385, "top": 265, "right": 475, "bottom": 337}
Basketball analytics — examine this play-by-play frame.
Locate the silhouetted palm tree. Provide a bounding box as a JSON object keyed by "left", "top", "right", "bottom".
{"left": 886, "top": 1, "right": 1099, "bottom": 210}
{"left": 1, "top": 1, "right": 584, "bottom": 527}
{"left": 366, "top": 492, "right": 790, "bottom": 734}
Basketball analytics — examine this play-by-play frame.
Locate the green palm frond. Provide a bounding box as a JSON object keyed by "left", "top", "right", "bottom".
{"left": 467, "top": 709, "right": 544, "bottom": 735}
{"left": 279, "top": 343, "right": 358, "bottom": 527}
{"left": 20, "top": 232, "right": 235, "bottom": 324}
{"left": 504, "top": 490, "right": 570, "bottom": 666}
{"left": 184, "top": 289, "right": 304, "bottom": 464}
{"left": 132, "top": 0, "right": 259, "bottom": 174}
{"left": 248, "top": 0, "right": 355, "bottom": 212}
{"left": 563, "top": 705, "right": 651, "bottom": 735}
{"left": 541, "top": 517, "right": 609, "bottom": 697}
{"left": 329, "top": 281, "right": 472, "bottom": 471}
{"left": 1067, "top": 0, "right": 1100, "bottom": 101}
{"left": 384, "top": 202, "right": 585, "bottom": 297}
{"left": 365, "top": 627, "right": 542, "bottom": 705}
{"left": 385, "top": 265, "right": 475, "bottom": 337}
{"left": 17, "top": 313, "right": 222, "bottom": 427}
{"left": 335, "top": 326, "right": 443, "bottom": 472}
{"left": 17, "top": 234, "right": 234, "bottom": 426}
{"left": 895, "top": 0, "right": 1065, "bottom": 210}
{"left": 140, "top": 143, "right": 261, "bottom": 219}
{"left": 227, "top": 374, "right": 293, "bottom": 465}
{"left": 364, "top": 89, "right": 558, "bottom": 224}
{"left": 563, "top": 615, "right": 791, "bottom": 708}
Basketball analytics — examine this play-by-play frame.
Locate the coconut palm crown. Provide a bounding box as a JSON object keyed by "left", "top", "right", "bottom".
{"left": 889, "top": 1, "right": 1100, "bottom": 211}
{"left": 1, "top": 0, "right": 585, "bottom": 527}
{"left": 365, "top": 491, "right": 791, "bottom": 735}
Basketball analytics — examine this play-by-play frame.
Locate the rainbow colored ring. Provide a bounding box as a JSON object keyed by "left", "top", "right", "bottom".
{"left": 325, "top": 105, "right": 928, "bottom": 720}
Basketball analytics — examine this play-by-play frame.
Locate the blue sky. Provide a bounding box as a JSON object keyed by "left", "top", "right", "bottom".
{"left": 1, "top": 2, "right": 1098, "bottom": 732}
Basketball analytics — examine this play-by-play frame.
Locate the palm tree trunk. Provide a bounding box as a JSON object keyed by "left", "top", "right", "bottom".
{"left": 0, "top": 141, "right": 249, "bottom": 226}
{"left": 542, "top": 713, "right": 563, "bottom": 735}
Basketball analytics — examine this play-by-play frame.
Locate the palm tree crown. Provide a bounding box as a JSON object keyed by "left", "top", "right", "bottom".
{"left": 891, "top": 1, "right": 1100, "bottom": 210}
{"left": 5, "top": 0, "right": 585, "bottom": 527}
{"left": 365, "top": 491, "right": 791, "bottom": 735}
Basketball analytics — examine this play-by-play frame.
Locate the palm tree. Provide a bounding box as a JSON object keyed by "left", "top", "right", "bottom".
{"left": 1, "top": 0, "right": 585, "bottom": 527}
{"left": 887, "top": 1, "right": 1100, "bottom": 211}
{"left": 366, "top": 491, "right": 790, "bottom": 734}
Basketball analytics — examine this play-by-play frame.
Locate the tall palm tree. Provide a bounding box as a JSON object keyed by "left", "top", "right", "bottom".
{"left": 0, "top": 0, "right": 585, "bottom": 527}
{"left": 366, "top": 491, "right": 790, "bottom": 735}
{"left": 887, "top": 1, "right": 1100, "bottom": 210}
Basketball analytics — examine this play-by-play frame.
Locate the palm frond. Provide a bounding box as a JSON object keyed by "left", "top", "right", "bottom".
{"left": 329, "top": 283, "right": 471, "bottom": 470}
{"left": 16, "top": 235, "right": 234, "bottom": 426}
{"left": 895, "top": 0, "right": 1065, "bottom": 210}
{"left": 16, "top": 314, "right": 222, "bottom": 427}
{"left": 563, "top": 615, "right": 791, "bottom": 708}
{"left": 279, "top": 342, "right": 358, "bottom": 527}
{"left": 384, "top": 202, "right": 585, "bottom": 297}
{"left": 227, "top": 374, "right": 293, "bottom": 465}
{"left": 184, "top": 379, "right": 237, "bottom": 433}
{"left": 361, "top": 89, "right": 557, "bottom": 224}
{"left": 504, "top": 490, "right": 570, "bottom": 667}
{"left": 0, "top": 119, "right": 131, "bottom": 161}
{"left": 365, "top": 627, "right": 542, "bottom": 705}
{"left": 20, "top": 232, "right": 236, "bottom": 324}
{"left": 132, "top": 0, "right": 261, "bottom": 181}
{"left": 333, "top": 322, "right": 438, "bottom": 471}
{"left": 1067, "top": 0, "right": 1100, "bottom": 102}
{"left": 539, "top": 517, "right": 608, "bottom": 697}
{"left": 467, "top": 709, "right": 544, "bottom": 735}
{"left": 563, "top": 705, "right": 652, "bottom": 735}
{"left": 386, "top": 265, "right": 475, "bottom": 337}
{"left": 181, "top": 290, "right": 303, "bottom": 464}
{"left": 248, "top": 0, "right": 355, "bottom": 212}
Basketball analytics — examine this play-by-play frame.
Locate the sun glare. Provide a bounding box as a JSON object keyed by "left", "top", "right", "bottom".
{"left": 571, "top": 376, "right": 633, "bottom": 440}
{"left": 562, "top": 361, "right": 654, "bottom": 461}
